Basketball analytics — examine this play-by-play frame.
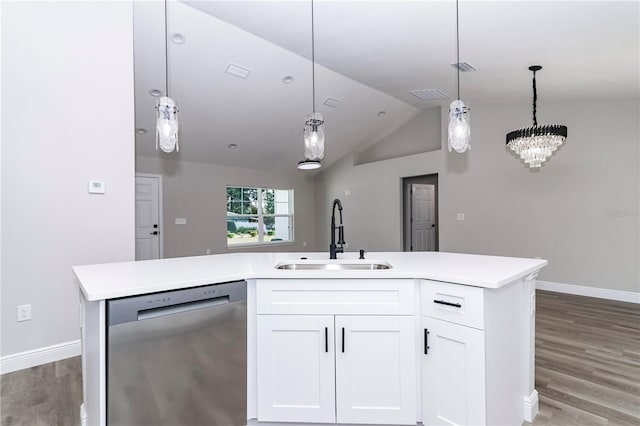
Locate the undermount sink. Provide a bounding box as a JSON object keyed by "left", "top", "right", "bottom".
{"left": 275, "top": 261, "right": 392, "bottom": 270}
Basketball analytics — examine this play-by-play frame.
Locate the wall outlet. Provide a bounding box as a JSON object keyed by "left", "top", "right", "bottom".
{"left": 206, "top": 249, "right": 211, "bottom": 255}
{"left": 175, "top": 218, "right": 187, "bottom": 225}
{"left": 17, "top": 304, "right": 31, "bottom": 322}
{"left": 457, "top": 213, "right": 465, "bottom": 221}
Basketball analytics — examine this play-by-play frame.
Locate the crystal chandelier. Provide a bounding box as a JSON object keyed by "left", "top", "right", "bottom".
{"left": 448, "top": 0, "right": 470, "bottom": 153}
{"left": 156, "top": 0, "right": 179, "bottom": 153}
{"left": 298, "top": 0, "right": 325, "bottom": 170}
{"left": 506, "top": 66, "right": 567, "bottom": 168}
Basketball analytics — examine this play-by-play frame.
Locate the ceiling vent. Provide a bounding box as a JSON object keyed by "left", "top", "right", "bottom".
{"left": 409, "top": 89, "right": 450, "bottom": 101}
{"left": 323, "top": 97, "right": 343, "bottom": 108}
{"left": 451, "top": 61, "right": 476, "bottom": 72}
{"left": 225, "top": 63, "right": 251, "bottom": 79}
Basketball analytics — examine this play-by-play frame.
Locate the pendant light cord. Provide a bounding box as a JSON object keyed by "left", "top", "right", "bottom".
{"left": 311, "top": 0, "right": 316, "bottom": 114}
{"left": 164, "top": 0, "right": 169, "bottom": 98}
{"left": 532, "top": 70, "right": 538, "bottom": 127}
{"left": 455, "top": 0, "right": 460, "bottom": 101}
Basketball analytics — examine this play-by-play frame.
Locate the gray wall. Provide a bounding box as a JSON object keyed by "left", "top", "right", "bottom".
{"left": 136, "top": 157, "right": 318, "bottom": 257}
{"left": 1, "top": 1, "right": 135, "bottom": 357}
{"left": 315, "top": 99, "right": 639, "bottom": 292}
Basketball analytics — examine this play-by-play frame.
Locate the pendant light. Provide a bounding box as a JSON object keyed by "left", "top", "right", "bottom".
{"left": 156, "top": 0, "right": 179, "bottom": 153}
{"left": 298, "top": 0, "right": 325, "bottom": 170}
{"left": 448, "top": 0, "right": 470, "bottom": 153}
{"left": 506, "top": 66, "right": 567, "bottom": 168}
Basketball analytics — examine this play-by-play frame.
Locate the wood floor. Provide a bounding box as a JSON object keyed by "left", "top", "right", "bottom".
{"left": 1, "top": 290, "right": 638, "bottom": 426}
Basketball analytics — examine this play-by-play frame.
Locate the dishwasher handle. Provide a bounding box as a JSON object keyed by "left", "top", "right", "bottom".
{"left": 138, "top": 295, "right": 230, "bottom": 321}
{"left": 108, "top": 280, "right": 247, "bottom": 326}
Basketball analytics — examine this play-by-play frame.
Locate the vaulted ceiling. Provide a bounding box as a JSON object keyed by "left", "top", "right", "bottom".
{"left": 133, "top": 1, "right": 639, "bottom": 170}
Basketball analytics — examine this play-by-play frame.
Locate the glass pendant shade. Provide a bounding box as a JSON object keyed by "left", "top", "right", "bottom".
{"left": 303, "top": 112, "right": 325, "bottom": 161}
{"left": 448, "top": 100, "right": 471, "bottom": 153}
{"left": 156, "top": 96, "right": 179, "bottom": 153}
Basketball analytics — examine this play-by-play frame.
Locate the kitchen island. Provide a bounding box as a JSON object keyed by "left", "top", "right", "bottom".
{"left": 74, "top": 251, "right": 546, "bottom": 426}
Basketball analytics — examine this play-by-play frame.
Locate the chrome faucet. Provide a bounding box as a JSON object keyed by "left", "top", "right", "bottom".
{"left": 329, "top": 198, "right": 345, "bottom": 259}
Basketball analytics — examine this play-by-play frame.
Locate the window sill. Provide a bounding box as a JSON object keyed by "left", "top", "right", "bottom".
{"left": 227, "top": 241, "right": 296, "bottom": 250}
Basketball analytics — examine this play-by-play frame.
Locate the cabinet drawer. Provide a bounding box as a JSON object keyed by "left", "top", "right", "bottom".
{"left": 421, "top": 280, "right": 484, "bottom": 329}
{"left": 256, "top": 279, "right": 415, "bottom": 315}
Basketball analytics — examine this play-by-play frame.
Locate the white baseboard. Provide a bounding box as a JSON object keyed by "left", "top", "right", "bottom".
{"left": 523, "top": 390, "right": 539, "bottom": 422}
{"left": 0, "top": 339, "right": 81, "bottom": 374}
{"left": 536, "top": 280, "right": 640, "bottom": 304}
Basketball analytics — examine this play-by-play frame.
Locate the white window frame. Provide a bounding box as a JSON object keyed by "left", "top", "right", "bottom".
{"left": 226, "top": 186, "right": 294, "bottom": 248}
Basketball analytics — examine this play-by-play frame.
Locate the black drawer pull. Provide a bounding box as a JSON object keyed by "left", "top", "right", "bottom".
{"left": 341, "top": 327, "right": 345, "bottom": 353}
{"left": 424, "top": 328, "right": 430, "bottom": 354}
{"left": 325, "top": 327, "right": 328, "bottom": 353}
{"left": 434, "top": 299, "right": 462, "bottom": 308}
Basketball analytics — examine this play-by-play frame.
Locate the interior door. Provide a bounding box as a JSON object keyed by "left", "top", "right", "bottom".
{"left": 135, "top": 174, "right": 161, "bottom": 260}
{"left": 411, "top": 183, "right": 435, "bottom": 251}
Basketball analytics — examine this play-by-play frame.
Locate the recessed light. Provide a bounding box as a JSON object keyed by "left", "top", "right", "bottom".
{"left": 135, "top": 128, "right": 148, "bottom": 134}
{"left": 377, "top": 111, "right": 387, "bottom": 117}
{"left": 228, "top": 143, "right": 238, "bottom": 149}
{"left": 282, "top": 76, "right": 294, "bottom": 84}
{"left": 171, "top": 33, "right": 185, "bottom": 44}
{"left": 149, "top": 89, "right": 163, "bottom": 97}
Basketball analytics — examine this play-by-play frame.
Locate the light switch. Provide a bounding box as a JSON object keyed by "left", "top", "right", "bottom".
{"left": 457, "top": 213, "right": 465, "bottom": 221}
{"left": 175, "top": 218, "right": 187, "bottom": 225}
{"left": 88, "top": 180, "right": 105, "bottom": 194}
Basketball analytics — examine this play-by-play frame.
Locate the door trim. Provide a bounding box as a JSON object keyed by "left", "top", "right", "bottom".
{"left": 135, "top": 173, "right": 163, "bottom": 259}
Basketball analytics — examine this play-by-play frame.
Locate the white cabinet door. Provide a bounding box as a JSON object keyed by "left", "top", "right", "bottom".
{"left": 336, "top": 316, "right": 417, "bottom": 425}
{"left": 422, "top": 317, "right": 486, "bottom": 426}
{"left": 257, "top": 315, "right": 336, "bottom": 423}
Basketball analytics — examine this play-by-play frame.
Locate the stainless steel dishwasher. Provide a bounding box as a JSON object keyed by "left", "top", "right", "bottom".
{"left": 106, "top": 280, "right": 247, "bottom": 426}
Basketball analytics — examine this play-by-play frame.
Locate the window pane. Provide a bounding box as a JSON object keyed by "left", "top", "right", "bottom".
{"left": 267, "top": 216, "right": 291, "bottom": 242}
{"left": 227, "top": 201, "right": 242, "bottom": 215}
{"left": 227, "top": 215, "right": 260, "bottom": 245}
{"left": 275, "top": 190, "right": 290, "bottom": 215}
{"left": 262, "top": 189, "right": 275, "bottom": 215}
{"left": 227, "top": 187, "right": 242, "bottom": 202}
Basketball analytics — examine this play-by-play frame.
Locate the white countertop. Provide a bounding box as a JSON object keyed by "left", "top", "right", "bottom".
{"left": 73, "top": 251, "right": 547, "bottom": 301}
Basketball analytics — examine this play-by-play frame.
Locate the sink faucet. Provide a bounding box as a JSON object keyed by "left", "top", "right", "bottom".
{"left": 329, "top": 198, "right": 345, "bottom": 259}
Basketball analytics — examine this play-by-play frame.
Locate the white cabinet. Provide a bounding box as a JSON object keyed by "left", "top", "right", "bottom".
{"left": 422, "top": 317, "right": 485, "bottom": 425}
{"left": 336, "top": 315, "right": 416, "bottom": 425}
{"left": 255, "top": 279, "right": 417, "bottom": 425}
{"left": 257, "top": 315, "right": 336, "bottom": 423}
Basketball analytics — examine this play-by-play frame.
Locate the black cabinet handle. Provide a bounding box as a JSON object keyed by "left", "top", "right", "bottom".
{"left": 434, "top": 299, "right": 462, "bottom": 308}
{"left": 424, "top": 328, "right": 430, "bottom": 354}
{"left": 325, "top": 327, "right": 328, "bottom": 353}
{"left": 341, "top": 327, "right": 345, "bottom": 353}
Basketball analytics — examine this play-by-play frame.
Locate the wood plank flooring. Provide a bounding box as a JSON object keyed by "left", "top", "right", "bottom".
{"left": 1, "top": 290, "right": 638, "bottom": 426}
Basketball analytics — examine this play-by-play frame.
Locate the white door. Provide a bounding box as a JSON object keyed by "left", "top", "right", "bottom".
{"left": 422, "top": 317, "right": 486, "bottom": 425}
{"left": 257, "top": 315, "right": 336, "bottom": 423}
{"left": 135, "top": 174, "right": 162, "bottom": 260}
{"left": 335, "top": 315, "right": 416, "bottom": 425}
{"left": 411, "top": 184, "right": 436, "bottom": 251}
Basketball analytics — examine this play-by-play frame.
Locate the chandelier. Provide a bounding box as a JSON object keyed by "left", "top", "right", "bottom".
{"left": 156, "top": 0, "right": 179, "bottom": 153}
{"left": 298, "top": 0, "right": 325, "bottom": 170}
{"left": 506, "top": 66, "right": 567, "bottom": 168}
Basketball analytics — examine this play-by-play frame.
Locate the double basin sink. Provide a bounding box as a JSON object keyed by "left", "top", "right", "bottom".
{"left": 275, "top": 260, "right": 391, "bottom": 270}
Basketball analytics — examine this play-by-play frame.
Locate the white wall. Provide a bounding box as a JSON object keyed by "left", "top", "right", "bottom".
{"left": 315, "top": 99, "right": 639, "bottom": 293}
{"left": 1, "top": 1, "right": 135, "bottom": 357}
{"left": 136, "top": 157, "right": 317, "bottom": 257}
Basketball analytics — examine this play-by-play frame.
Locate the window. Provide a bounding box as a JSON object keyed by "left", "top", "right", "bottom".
{"left": 226, "top": 186, "right": 294, "bottom": 246}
